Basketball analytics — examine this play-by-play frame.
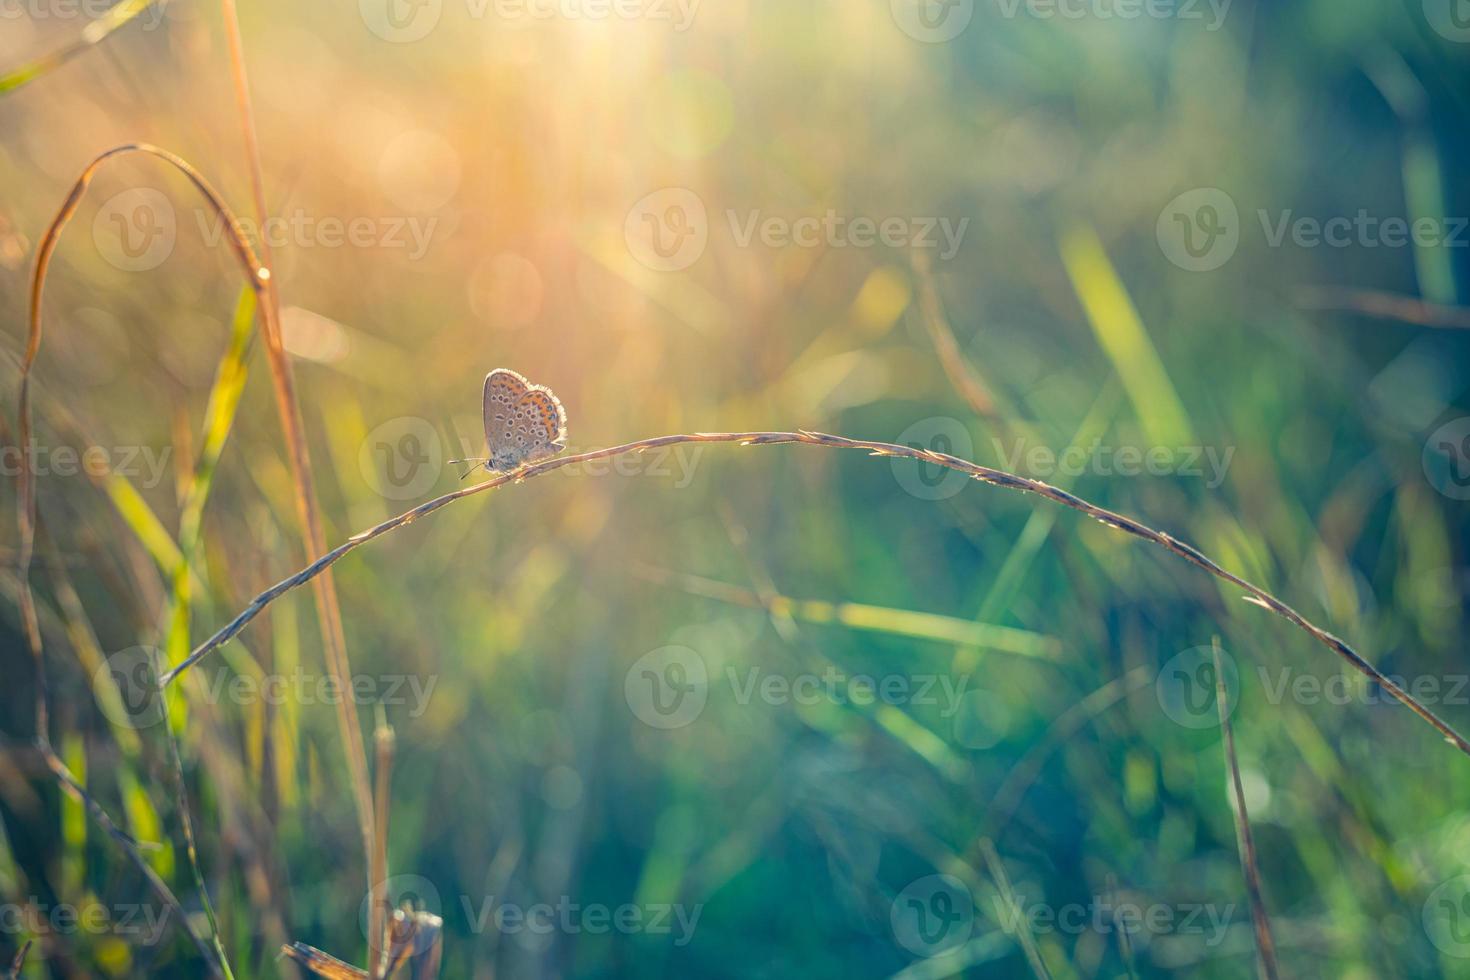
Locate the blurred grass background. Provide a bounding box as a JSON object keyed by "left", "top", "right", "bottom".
{"left": 1, "top": 0, "right": 1470, "bottom": 976}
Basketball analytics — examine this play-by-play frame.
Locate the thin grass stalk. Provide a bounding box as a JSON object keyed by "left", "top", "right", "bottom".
{"left": 7, "top": 940, "right": 31, "bottom": 978}
{"left": 979, "top": 667, "right": 1155, "bottom": 839}
{"left": 157, "top": 651, "right": 236, "bottom": 980}
{"left": 978, "top": 840, "right": 1054, "bottom": 980}
{"left": 16, "top": 143, "right": 268, "bottom": 978}
{"left": 157, "top": 430, "right": 1470, "bottom": 763}
{"left": 1213, "top": 640, "right": 1281, "bottom": 980}
{"left": 217, "top": 0, "right": 376, "bottom": 881}
{"left": 369, "top": 720, "right": 395, "bottom": 979}
{"left": 147, "top": 289, "right": 258, "bottom": 980}
{"left": 1105, "top": 875, "right": 1141, "bottom": 980}
{"left": 910, "top": 249, "right": 1002, "bottom": 423}
{"left": 42, "top": 747, "right": 224, "bottom": 975}
{"left": 0, "top": 0, "right": 160, "bottom": 92}
{"left": 1294, "top": 285, "right": 1470, "bottom": 329}
{"left": 18, "top": 142, "right": 266, "bottom": 745}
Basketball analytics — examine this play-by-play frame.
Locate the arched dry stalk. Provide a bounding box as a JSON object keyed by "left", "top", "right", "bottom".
{"left": 14, "top": 142, "right": 265, "bottom": 979}
{"left": 158, "top": 429, "right": 1470, "bottom": 760}
{"left": 17, "top": 142, "right": 266, "bottom": 740}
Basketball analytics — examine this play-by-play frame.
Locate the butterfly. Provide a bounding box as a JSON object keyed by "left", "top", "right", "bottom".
{"left": 451, "top": 369, "right": 567, "bottom": 476}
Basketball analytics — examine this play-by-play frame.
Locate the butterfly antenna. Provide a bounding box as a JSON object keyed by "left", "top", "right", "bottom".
{"left": 447, "top": 457, "right": 488, "bottom": 481}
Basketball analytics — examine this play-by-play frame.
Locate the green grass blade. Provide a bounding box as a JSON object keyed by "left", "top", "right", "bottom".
{"left": 1059, "top": 224, "right": 1196, "bottom": 447}
{"left": 165, "top": 286, "right": 257, "bottom": 666}
{"left": 0, "top": 0, "right": 162, "bottom": 94}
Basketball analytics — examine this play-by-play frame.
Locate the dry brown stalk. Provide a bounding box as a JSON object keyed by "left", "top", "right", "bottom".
{"left": 1214, "top": 640, "right": 1282, "bottom": 980}
{"left": 157, "top": 430, "right": 1470, "bottom": 761}
{"left": 217, "top": 0, "right": 377, "bottom": 883}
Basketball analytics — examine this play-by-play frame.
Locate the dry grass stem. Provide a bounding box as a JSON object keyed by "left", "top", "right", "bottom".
{"left": 42, "top": 746, "right": 224, "bottom": 976}
{"left": 1295, "top": 285, "right": 1470, "bottom": 329}
{"left": 217, "top": 0, "right": 377, "bottom": 890}
{"left": 979, "top": 839, "right": 1053, "bottom": 980}
{"left": 1214, "top": 640, "right": 1282, "bottom": 980}
{"left": 8, "top": 940, "right": 32, "bottom": 979}
{"left": 156, "top": 430, "right": 1470, "bottom": 761}
{"left": 17, "top": 142, "right": 265, "bottom": 749}
{"left": 281, "top": 942, "right": 370, "bottom": 980}
{"left": 369, "top": 722, "right": 396, "bottom": 979}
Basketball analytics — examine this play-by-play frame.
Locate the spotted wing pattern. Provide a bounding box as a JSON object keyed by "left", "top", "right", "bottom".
{"left": 482, "top": 368, "right": 568, "bottom": 472}
{"left": 516, "top": 389, "right": 566, "bottom": 451}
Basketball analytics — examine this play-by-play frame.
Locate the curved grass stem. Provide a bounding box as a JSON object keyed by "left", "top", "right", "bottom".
{"left": 159, "top": 430, "right": 1470, "bottom": 761}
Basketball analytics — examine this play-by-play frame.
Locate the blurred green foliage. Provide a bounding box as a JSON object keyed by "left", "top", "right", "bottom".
{"left": 1, "top": 0, "right": 1469, "bottom": 976}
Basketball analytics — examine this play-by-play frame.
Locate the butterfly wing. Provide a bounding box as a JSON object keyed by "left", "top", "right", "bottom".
{"left": 482, "top": 369, "right": 567, "bottom": 470}
{"left": 513, "top": 388, "right": 567, "bottom": 462}
{"left": 483, "top": 369, "right": 531, "bottom": 466}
